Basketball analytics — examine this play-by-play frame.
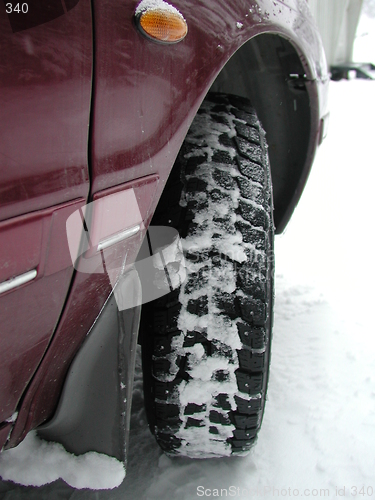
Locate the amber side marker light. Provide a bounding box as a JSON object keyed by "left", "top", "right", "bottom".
{"left": 136, "top": 6, "right": 188, "bottom": 44}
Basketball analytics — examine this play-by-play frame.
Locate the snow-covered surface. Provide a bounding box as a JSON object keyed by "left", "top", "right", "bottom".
{"left": 4, "top": 413, "right": 18, "bottom": 425}
{"left": 353, "top": 12, "right": 375, "bottom": 63}
{"left": 1, "top": 80, "right": 375, "bottom": 498}
{"left": 0, "top": 431, "right": 125, "bottom": 490}
{"left": 135, "top": 0, "right": 184, "bottom": 18}
{"left": 152, "top": 230, "right": 187, "bottom": 291}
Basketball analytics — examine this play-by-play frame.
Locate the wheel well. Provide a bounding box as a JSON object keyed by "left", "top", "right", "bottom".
{"left": 210, "top": 34, "right": 313, "bottom": 233}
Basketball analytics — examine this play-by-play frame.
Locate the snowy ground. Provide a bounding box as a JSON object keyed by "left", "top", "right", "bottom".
{"left": 353, "top": 11, "right": 375, "bottom": 64}
{"left": 1, "top": 79, "right": 375, "bottom": 499}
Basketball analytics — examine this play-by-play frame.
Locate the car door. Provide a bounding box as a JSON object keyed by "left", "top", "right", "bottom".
{"left": 0, "top": 0, "right": 92, "bottom": 442}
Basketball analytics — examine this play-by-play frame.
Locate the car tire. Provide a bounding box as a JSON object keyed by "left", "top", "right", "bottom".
{"left": 141, "top": 92, "right": 274, "bottom": 457}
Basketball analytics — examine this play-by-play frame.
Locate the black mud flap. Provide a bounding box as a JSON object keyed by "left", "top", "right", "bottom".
{"left": 38, "top": 268, "right": 141, "bottom": 465}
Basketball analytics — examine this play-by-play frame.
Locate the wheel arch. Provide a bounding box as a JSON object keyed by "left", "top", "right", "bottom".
{"left": 208, "top": 32, "right": 320, "bottom": 233}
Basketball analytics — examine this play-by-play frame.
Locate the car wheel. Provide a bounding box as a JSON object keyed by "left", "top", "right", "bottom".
{"left": 141, "top": 92, "right": 274, "bottom": 457}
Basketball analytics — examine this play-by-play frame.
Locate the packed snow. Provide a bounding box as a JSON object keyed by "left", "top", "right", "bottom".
{"left": 0, "top": 431, "right": 125, "bottom": 490}
{"left": 1, "top": 82, "right": 375, "bottom": 499}
{"left": 135, "top": 0, "right": 184, "bottom": 18}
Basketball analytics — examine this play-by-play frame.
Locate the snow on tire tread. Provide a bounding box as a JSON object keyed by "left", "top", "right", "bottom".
{"left": 142, "top": 93, "right": 274, "bottom": 458}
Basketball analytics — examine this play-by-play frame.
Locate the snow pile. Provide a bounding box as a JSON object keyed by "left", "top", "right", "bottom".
{"left": 0, "top": 431, "right": 125, "bottom": 490}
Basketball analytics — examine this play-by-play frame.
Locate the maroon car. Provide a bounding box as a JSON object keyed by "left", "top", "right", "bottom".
{"left": 0, "top": 0, "right": 328, "bottom": 466}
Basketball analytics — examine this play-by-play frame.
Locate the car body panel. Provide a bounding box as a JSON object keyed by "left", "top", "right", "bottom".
{"left": 6, "top": 175, "right": 159, "bottom": 448}
{"left": 0, "top": 0, "right": 92, "bottom": 221}
{"left": 0, "top": 198, "right": 85, "bottom": 425}
{"left": 0, "top": 0, "right": 92, "bottom": 447}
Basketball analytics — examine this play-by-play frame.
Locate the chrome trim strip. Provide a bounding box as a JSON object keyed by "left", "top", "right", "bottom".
{"left": 97, "top": 224, "right": 141, "bottom": 252}
{"left": 0, "top": 269, "right": 37, "bottom": 295}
